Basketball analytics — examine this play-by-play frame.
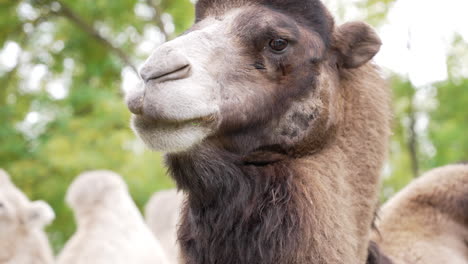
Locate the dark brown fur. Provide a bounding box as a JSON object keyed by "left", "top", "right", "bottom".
{"left": 213, "top": 6, "right": 329, "bottom": 142}
{"left": 168, "top": 146, "right": 305, "bottom": 264}
{"left": 196, "top": 0, "right": 334, "bottom": 47}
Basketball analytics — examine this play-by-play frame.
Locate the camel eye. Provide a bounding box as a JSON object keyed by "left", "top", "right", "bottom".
{"left": 269, "top": 38, "right": 288, "bottom": 52}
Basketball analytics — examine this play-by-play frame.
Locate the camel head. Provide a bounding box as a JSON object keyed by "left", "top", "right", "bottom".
{"left": 126, "top": 0, "right": 381, "bottom": 156}
{"left": 0, "top": 170, "right": 54, "bottom": 235}
{"left": 66, "top": 170, "right": 128, "bottom": 214}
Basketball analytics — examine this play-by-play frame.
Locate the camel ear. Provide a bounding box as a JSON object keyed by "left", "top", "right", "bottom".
{"left": 335, "top": 21, "right": 381, "bottom": 69}
{"left": 26, "top": 201, "right": 55, "bottom": 228}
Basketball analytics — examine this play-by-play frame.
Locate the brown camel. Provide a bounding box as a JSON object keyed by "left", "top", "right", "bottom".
{"left": 372, "top": 163, "right": 468, "bottom": 264}
{"left": 126, "top": 0, "right": 391, "bottom": 263}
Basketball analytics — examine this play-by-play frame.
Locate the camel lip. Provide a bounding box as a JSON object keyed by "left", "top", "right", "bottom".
{"left": 145, "top": 64, "right": 191, "bottom": 84}
{"left": 133, "top": 113, "right": 218, "bottom": 128}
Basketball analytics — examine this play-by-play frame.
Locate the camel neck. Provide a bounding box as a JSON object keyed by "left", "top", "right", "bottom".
{"left": 167, "top": 148, "right": 311, "bottom": 264}
{"left": 167, "top": 64, "right": 391, "bottom": 264}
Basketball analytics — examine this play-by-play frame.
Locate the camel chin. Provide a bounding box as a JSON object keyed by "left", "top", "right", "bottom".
{"left": 131, "top": 114, "right": 216, "bottom": 153}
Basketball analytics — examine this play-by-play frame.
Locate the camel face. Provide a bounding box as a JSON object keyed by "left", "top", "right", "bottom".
{"left": 127, "top": 15, "right": 229, "bottom": 152}
{"left": 127, "top": 1, "right": 381, "bottom": 156}
{"left": 127, "top": 4, "right": 337, "bottom": 153}
{"left": 0, "top": 172, "right": 26, "bottom": 233}
{"left": 0, "top": 170, "right": 54, "bottom": 235}
{"left": 0, "top": 192, "right": 17, "bottom": 232}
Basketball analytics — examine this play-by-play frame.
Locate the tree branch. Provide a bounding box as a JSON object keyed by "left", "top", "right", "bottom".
{"left": 405, "top": 31, "right": 419, "bottom": 178}
{"left": 145, "top": 0, "right": 170, "bottom": 40}
{"left": 407, "top": 110, "right": 419, "bottom": 178}
{"left": 51, "top": 0, "right": 139, "bottom": 74}
{"left": 1, "top": 23, "right": 37, "bottom": 106}
{"left": 0, "top": 63, "right": 20, "bottom": 106}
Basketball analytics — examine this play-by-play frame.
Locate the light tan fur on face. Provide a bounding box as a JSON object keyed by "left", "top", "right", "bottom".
{"left": 128, "top": 13, "right": 243, "bottom": 153}
{"left": 372, "top": 164, "right": 468, "bottom": 264}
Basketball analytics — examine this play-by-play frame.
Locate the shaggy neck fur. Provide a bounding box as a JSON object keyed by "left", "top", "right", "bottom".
{"left": 167, "top": 64, "right": 391, "bottom": 264}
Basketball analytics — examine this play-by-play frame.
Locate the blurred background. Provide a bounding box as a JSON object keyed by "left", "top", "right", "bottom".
{"left": 0, "top": 0, "right": 467, "bottom": 252}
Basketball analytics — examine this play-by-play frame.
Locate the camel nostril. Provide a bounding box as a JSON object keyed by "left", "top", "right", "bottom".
{"left": 139, "top": 48, "right": 191, "bottom": 83}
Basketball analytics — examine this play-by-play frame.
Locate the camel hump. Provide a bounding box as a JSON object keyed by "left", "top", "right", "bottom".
{"left": 410, "top": 163, "right": 468, "bottom": 225}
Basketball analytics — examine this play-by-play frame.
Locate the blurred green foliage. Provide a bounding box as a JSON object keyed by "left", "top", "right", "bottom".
{"left": 0, "top": 0, "right": 193, "bottom": 251}
{"left": 0, "top": 0, "right": 467, "bottom": 253}
{"left": 382, "top": 36, "right": 468, "bottom": 198}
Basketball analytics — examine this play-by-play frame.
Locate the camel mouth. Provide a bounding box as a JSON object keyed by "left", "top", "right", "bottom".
{"left": 146, "top": 64, "right": 191, "bottom": 84}
{"left": 134, "top": 114, "right": 218, "bottom": 128}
